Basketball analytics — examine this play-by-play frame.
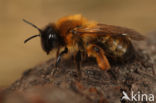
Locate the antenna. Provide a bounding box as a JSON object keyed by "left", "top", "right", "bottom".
{"left": 24, "top": 34, "right": 40, "bottom": 43}
{"left": 23, "top": 19, "right": 42, "bottom": 43}
{"left": 23, "top": 19, "right": 42, "bottom": 32}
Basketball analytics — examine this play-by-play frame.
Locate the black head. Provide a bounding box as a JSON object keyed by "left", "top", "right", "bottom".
{"left": 23, "top": 19, "right": 59, "bottom": 54}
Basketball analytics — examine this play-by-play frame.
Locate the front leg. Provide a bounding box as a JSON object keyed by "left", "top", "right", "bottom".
{"left": 56, "top": 47, "right": 60, "bottom": 58}
{"left": 51, "top": 47, "right": 68, "bottom": 76}
{"left": 56, "top": 47, "right": 68, "bottom": 67}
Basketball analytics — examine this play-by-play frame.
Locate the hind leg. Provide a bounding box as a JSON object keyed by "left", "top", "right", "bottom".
{"left": 86, "top": 44, "right": 111, "bottom": 70}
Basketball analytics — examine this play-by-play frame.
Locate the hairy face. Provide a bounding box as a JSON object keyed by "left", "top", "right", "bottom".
{"left": 41, "top": 25, "right": 59, "bottom": 54}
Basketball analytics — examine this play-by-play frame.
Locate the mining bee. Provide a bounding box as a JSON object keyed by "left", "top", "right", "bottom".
{"left": 23, "top": 14, "right": 144, "bottom": 77}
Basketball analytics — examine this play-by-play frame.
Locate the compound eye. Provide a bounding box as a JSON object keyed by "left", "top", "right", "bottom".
{"left": 48, "top": 33, "right": 56, "bottom": 39}
{"left": 49, "top": 34, "right": 52, "bottom": 39}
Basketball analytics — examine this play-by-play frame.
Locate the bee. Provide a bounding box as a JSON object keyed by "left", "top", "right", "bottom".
{"left": 23, "top": 14, "right": 144, "bottom": 76}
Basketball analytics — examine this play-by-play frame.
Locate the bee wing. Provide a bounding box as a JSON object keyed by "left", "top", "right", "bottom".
{"left": 73, "top": 24, "right": 145, "bottom": 40}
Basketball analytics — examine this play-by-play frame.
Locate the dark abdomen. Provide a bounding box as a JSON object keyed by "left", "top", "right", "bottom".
{"left": 96, "top": 35, "right": 135, "bottom": 62}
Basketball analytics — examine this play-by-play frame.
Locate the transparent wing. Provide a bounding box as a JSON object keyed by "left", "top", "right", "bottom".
{"left": 72, "top": 24, "right": 145, "bottom": 40}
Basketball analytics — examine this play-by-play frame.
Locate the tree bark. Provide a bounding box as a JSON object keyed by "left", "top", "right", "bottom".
{"left": 1, "top": 33, "right": 156, "bottom": 103}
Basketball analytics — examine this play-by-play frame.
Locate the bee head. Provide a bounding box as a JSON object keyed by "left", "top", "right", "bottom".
{"left": 23, "top": 19, "right": 59, "bottom": 54}
{"left": 40, "top": 25, "right": 59, "bottom": 54}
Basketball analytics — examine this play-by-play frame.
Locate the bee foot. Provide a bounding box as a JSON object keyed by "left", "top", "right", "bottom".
{"left": 77, "top": 72, "right": 82, "bottom": 81}
{"left": 51, "top": 67, "right": 59, "bottom": 77}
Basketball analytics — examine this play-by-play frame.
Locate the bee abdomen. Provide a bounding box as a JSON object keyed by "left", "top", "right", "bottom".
{"left": 99, "top": 36, "right": 130, "bottom": 58}
{"left": 114, "top": 41, "right": 128, "bottom": 57}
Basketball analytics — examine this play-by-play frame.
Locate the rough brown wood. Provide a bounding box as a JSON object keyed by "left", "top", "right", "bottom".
{"left": 1, "top": 33, "right": 156, "bottom": 103}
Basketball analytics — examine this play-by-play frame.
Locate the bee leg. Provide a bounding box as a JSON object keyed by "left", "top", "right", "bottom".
{"left": 81, "top": 50, "right": 88, "bottom": 62}
{"left": 55, "top": 47, "right": 68, "bottom": 67}
{"left": 75, "top": 51, "right": 82, "bottom": 79}
{"left": 51, "top": 47, "right": 68, "bottom": 76}
{"left": 56, "top": 47, "right": 60, "bottom": 58}
{"left": 87, "top": 44, "right": 111, "bottom": 70}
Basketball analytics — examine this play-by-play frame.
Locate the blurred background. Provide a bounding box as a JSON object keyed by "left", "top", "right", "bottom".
{"left": 0, "top": 0, "right": 156, "bottom": 87}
